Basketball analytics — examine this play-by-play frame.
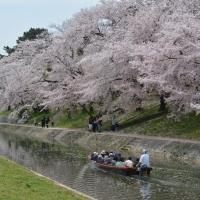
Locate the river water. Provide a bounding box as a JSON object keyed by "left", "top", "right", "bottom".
{"left": 0, "top": 131, "right": 199, "bottom": 200}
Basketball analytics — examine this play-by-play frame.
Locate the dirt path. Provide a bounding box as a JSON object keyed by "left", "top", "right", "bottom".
{"left": 1, "top": 123, "right": 200, "bottom": 145}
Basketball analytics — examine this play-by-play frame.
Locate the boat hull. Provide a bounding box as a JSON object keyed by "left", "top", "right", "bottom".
{"left": 93, "top": 162, "right": 151, "bottom": 176}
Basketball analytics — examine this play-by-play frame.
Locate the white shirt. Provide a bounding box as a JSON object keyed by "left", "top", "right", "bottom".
{"left": 125, "top": 160, "right": 133, "bottom": 168}
{"left": 139, "top": 153, "right": 150, "bottom": 167}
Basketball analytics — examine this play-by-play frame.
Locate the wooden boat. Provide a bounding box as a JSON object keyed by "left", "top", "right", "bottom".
{"left": 93, "top": 161, "right": 152, "bottom": 176}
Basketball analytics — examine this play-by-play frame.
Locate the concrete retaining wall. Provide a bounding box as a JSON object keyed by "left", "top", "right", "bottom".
{"left": 1, "top": 124, "right": 200, "bottom": 167}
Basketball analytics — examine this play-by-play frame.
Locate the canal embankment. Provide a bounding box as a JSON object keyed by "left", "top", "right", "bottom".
{"left": 0, "top": 156, "right": 92, "bottom": 200}
{"left": 0, "top": 123, "right": 200, "bottom": 167}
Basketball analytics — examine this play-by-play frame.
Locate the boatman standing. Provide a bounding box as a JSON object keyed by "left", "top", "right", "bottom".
{"left": 137, "top": 149, "right": 150, "bottom": 173}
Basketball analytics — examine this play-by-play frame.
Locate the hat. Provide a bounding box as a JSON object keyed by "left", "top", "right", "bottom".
{"left": 101, "top": 150, "right": 106, "bottom": 154}
{"left": 143, "top": 149, "right": 147, "bottom": 153}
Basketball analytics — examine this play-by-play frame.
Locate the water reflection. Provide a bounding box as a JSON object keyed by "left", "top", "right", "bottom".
{"left": 139, "top": 181, "right": 151, "bottom": 200}
{"left": 0, "top": 131, "right": 200, "bottom": 200}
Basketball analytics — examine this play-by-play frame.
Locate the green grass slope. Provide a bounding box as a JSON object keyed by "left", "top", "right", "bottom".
{"left": 0, "top": 157, "right": 88, "bottom": 200}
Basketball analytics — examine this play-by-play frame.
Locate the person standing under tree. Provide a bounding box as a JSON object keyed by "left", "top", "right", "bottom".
{"left": 111, "top": 114, "right": 116, "bottom": 131}
{"left": 41, "top": 117, "right": 45, "bottom": 128}
{"left": 97, "top": 114, "right": 102, "bottom": 132}
{"left": 45, "top": 116, "right": 49, "bottom": 128}
{"left": 88, "top": 115, "right": 93, "bottom": 131}
{"left": 159, "top": 93, "right": 166, "bottom": 111}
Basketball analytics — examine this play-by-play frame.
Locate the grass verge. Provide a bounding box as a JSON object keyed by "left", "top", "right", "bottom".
{"left": 55, "top": 110, "right": 89, "bottom": 129}
{"left": 0, "top": 111, "right": 10, "bottom": 117}
{"left": 28, "top": 109, "right": 90, "bottom": 129}
{"left": 0, "top": 157, "right": 88, "bottom": 200}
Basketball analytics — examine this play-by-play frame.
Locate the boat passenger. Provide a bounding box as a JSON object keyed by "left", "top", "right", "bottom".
{"left": 137, "top": 149, "right": 150, "bottom": 171}
{"left": 97, "top": 155, "right": 104, "bottom": 164}
{"left": 115, "top": 157, "right": 125, "bottom": 167}
{"left": 116, "top": 153, "right": 121, "bottom": 161}
{"left": 91, "top": 152, "right": 98, "bottom": 161}
{"left": 112, "top": 152, "right": 121, "bottom": 161}
{"left": 125, "top": 157, "right": 133, "bottom": 168}
{"left": 105, "top": 151, "right": 109, "bottom": 156}
{"left": 109, "top": 152, "right": 114, "bottom": 158}
{"left": 111, "top": 159, "right": 116, "bottom": 166}
{"left": 104, "top": 155, "right": 110, "bottom": 165}
{"left": 104, "top": 155, "right": 112, "bottom": 165}
{"left": 100, "top": 150, "right": 106, "bottom": 157}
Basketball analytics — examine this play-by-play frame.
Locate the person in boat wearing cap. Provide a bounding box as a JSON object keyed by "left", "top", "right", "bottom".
{"left": 100, "top": 150, "right": 106, "bottom": 157}
{"left": 137, "top": 149, "right": 150, "bottom": 171}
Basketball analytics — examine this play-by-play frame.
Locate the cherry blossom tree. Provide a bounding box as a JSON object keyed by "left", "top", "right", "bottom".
{"left": 0, "top": 0, "right": 200, "bottom": 114}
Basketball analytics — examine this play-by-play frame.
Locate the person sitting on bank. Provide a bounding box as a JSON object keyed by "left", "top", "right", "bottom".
{"left": 125, "top": 157, "right": 134, "bottom": 168}
{"left": 137, "top": 149, "right": 150, "bottom": 171}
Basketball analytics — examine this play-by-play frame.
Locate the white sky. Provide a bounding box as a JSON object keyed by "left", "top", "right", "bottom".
{"left": 0, "top": 0, "right": 100, "bottom": 54}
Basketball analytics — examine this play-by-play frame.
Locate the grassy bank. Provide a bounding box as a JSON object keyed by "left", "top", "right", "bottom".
{"left": 119, "top": 108, "right": 200, "bottom": 140}
{"left": 55, "top": 110, "right": 89, "bottom": 128}
{"left": 0, "top": 157, "right": 88, "bottom": 200}
{"left": 0, "top": 111, "right": 10, "bottom": 117}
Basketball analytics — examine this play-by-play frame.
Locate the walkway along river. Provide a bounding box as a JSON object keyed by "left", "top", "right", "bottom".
{"left": 0, "top": 124, "right": 200, "bottom": 200}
